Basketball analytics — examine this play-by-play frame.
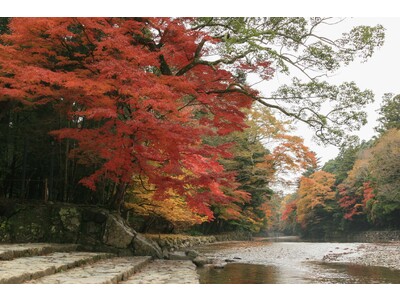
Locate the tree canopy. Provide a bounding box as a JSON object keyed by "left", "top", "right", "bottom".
{"left": 0, "top": 17, "right": 389, "bottom": 233}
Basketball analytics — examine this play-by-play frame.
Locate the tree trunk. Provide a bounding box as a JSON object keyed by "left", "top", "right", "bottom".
{"left": 63, "top": 139, "right": 70, "bottom": 202}
{"left": 20, "top": 138, "right": 28, "bottom": 199}
{"left": 110, "top": 182, "right": 128, "bottom": 213}
{"left": 49, "top": 141, "right": 54, "bottom": 201}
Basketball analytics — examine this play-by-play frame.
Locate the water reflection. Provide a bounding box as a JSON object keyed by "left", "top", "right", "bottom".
{"left": 198, "top": 262, "right": 400, "bottom": 284}
{"left": 312, "top": 262, "right": 400, "bottom": 284}
{"left": 198, "top": 263, "right": 280, "bottom": 284}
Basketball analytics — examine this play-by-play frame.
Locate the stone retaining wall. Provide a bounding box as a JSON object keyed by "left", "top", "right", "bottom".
{"left": 0, "top": 201, "right": 255, "bottom": 258}
{"left": 316, "top": 230, "right": 400, "bottom": 243}
{"left": 145, "top": 234, "right": 216, "bottom": 252}
{"left": 0, "top": 201, "right": 162, "bottom": 258}
{"left": 145, "top": 231, "right": 252, "bottom": 252}
{"left": 342, "top": 230, "right": 400, "bottom": 242}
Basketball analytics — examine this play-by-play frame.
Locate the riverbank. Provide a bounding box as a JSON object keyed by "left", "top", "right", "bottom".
{"left": 144, "top": 231, "right": 252, "bottom": 253}
{"left": 193, "top": 239, "right": 400, "bottom": 283}
{"left": 317, "top": 230, "right": 400, "bottom": 243}
{"left": 195, "top": 239, "right": 400, "bottom": 270}
{"left": 323, "top": 241, "right": 400, "bottom": 270}
{"left": 144, "top": 232, "right": 400, "bottom": 271}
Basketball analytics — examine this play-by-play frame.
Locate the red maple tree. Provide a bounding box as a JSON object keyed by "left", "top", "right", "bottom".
{"left": 0, "top": 18, "right": 273, "bottom": 217}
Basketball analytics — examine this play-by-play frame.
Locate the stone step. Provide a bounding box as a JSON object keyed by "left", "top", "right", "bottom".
{"left": 0, "top": 251, "right": 113, "bottom": 284}
{"left": 122, "top": 260, "right": 199, "bottom": 284}
{"left": 29, "top": 256, "right": 152, "bottom": 284}
{"left": 0, "top": 243, "right": 78, "bottom": 260}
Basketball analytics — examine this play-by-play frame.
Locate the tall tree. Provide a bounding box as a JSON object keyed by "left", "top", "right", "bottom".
{"left": 0, "top": 18, "right": 256, "bottom": 216}
{"left": 323, "top": 138, "right": 372, "bottom": 185}
{"left": 337, "top": 148, "right": 372, "bottom": 222}
{"left": 203, "top": 105, "right": 316, "bottom": 233}
{"left": 0, "top": 17, "right": 385, "bottom": 218}
{"left": 375, "top": 93, "right": 400, "bottom": 133}
{"left": 367, "top": 129, "right": 400, "bottom": 226}
{"left": 294, "top": 171, "right": 336, "bottom": 235}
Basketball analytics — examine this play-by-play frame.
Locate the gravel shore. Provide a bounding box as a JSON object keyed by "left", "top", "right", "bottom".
{"left": 332, "top": 242, "right": 400, "bottom": 270}
{"left": 194, "top": 239, "right": 400, "bottom": 283}
{"left": 196, "top": 239, "right": 400, "bottom": 269}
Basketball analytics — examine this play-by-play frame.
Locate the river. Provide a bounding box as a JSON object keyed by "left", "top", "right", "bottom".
{"left": 193, "top": 237, "right": 400, "bottom": 284}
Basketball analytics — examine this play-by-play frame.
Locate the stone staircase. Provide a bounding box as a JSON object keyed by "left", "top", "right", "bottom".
{"left": 0, "top": 243, "right": 199, "bottom": 284}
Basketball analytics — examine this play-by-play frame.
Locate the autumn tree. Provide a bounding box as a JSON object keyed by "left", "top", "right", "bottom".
{"left": 0, "top": 17, "right": 385, "bottom": 222}
{"left": 294, "top": 171, "right": 338, "bottom": 236}
{"left": 335, "top": 130, "right": 400, "bottom": 228}
{"left": 249, "top": 104, "right": 317, "bottom": 185}
{"left": 0, "top": 18, "right": 257, "bottom": 216}
{"left": 124, "top": 175, "right": 207, "bottom": 233}
{"left": 336, "top": 148, "right": 372, "bottom": 222}
{"left": 366, "top": 129, "right": 400, "bottom": 226}
{"left": 280, "top": 193, "right": 299, "bottom": 234}
{"left": 199, "top": 105, "right": 316, "bottom": 233}
{"left": 323, "top": 138, "right": 374, "bottom": 185}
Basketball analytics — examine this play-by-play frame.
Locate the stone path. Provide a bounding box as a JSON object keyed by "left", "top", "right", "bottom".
{"left": 0, "top": 243, "right": 199, "bottom": 284}
{"left": 0, "top": 243, "right": 78, "bottom": 260}
{"left": 123, "top": 260, "right": 199, "bottom": 284}
{"left": 29, "top": 256, "right": 151, "bottom": 284}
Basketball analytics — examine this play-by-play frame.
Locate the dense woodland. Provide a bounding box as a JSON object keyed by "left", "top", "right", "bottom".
{"left": 281, "top": 94, "right": 400, "bottom": 238}
{"left": 0, "top": 17, "right": 397, "bottom": 236}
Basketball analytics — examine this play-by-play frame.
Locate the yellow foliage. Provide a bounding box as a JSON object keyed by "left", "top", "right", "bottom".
{"left": 296, "top": 171, "right": 336, "bottom": 227}
{"left": 125, "top": 175, "right": 207, "bottom": 230}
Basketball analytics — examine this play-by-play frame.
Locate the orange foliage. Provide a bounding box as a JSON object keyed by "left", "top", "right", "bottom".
{"left": 296, "top": 171, "right": 336, "bottom": 227}
{"left": 337, "top": 149, "right": 372, "bottom": 220}
{"left": 248, "top": 106, "right": 317, "bottom": 184}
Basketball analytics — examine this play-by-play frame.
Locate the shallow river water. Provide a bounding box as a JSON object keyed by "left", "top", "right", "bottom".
{"left": 194, "top": 238, "right": 400, "bottom": 284}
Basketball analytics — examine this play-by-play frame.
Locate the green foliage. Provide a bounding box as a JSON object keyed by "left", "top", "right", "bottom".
{"left": 367, "top": 129, "right": 400, "bottom": 226}
{"left": 193, "top": 17, "right": 385, "bottom": 145}
{"left": 202, "top": 121, "right": 274, "bottom": 233}
{"left": 0, "top": 17, "right": 10, "bottom": 35}
{"left": 375, "top": 94, "right": 400, "bottom": 133}
{"left": 323, "top": 138, "right": 373, "bottom": 185}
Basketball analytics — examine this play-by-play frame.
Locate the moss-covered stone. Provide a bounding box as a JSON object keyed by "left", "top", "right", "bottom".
{"left": 59, "top": 207, "right": 81, "bottom": 233}
{"left": 0, "top": 203, "right": 167, "bottom": 257}
{"left": 0, "top": 217, "right": 11, "bottom": 242}
{"left": 103, "top": 214, "right": 135, "bottom": 248}
{"left": 9, "top": 209, "right": 47, "bottom": 242}
{"left": 44, "top": 207, "right": 67, "bottom": 243}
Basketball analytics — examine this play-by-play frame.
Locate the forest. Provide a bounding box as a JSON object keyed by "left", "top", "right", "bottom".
{"left": 0, "top": 17, "right": 397, "bottom": 237}
{"left": 281, "top": 94, "right": 400, "bottom": 238}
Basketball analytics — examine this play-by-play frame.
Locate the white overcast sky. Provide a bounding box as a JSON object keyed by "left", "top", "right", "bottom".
{"left": 312, "top": 18, "right": 400, "bottom": 164}
{"left": 244, "top": 17, "right": 400, "bottom": 165}
{"left": 270, "top": 18, "right": 400, "bottom": 165}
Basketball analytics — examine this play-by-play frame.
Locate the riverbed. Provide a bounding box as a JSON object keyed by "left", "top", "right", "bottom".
{"left": 193, "top": 238, "right": 400, "bottom": 284}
